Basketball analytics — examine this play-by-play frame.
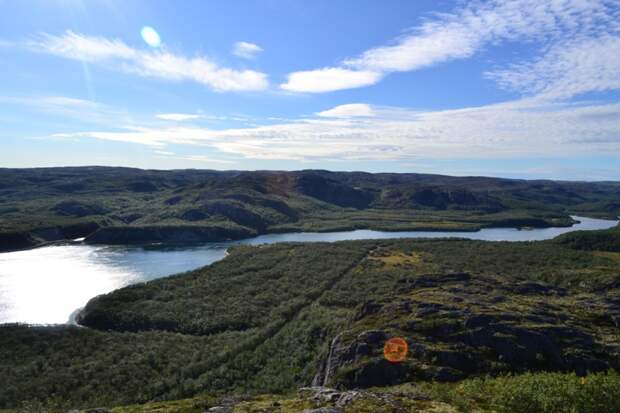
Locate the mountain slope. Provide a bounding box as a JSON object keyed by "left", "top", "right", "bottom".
{"left": 1, "top": 167, "right": 619, "bottom": 252}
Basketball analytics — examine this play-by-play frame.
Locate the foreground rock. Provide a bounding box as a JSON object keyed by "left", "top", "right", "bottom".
{"left": 313, "top": 270, "right": 620, "bottom": 388}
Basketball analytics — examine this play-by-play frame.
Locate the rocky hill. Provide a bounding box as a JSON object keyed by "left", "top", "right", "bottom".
{"left": 1, "top": 167, "right": 619, "bottom": 251}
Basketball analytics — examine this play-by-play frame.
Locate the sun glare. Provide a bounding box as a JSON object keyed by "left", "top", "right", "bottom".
{"left": 140, "top": 26, "right": 161, "bottom": 48}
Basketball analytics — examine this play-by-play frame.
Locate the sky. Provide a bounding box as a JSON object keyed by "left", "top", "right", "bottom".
{"left": 1, "top": 0, "right": 620, "bottom": 180}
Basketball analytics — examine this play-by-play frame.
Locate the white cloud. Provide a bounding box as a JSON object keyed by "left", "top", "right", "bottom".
{"left": 54, "top": 99, "right": 620, "bottom": 161}
{"left": 317, "top": 103, "right": 375, "bottom": 118}
{"left": 156, "top": 113, "right": 202, "bottom": 121}
{"left": 31, "top": 31, "right": 269, "bottom": 92}
{"left": 35, "top": 31, "right": 136, "bottom": 61}
{"left": 345, "top": 0, "right": 618, "bottom": 73}
{"left": 0, "top": 95, "right": 124, "bottom": 123}
{"left": 486, "top": 35, "right": 620, "bottom": 100}
{"left": 3, "top": 95, "right": 99, "bottom": 109}
{"left": 178, "top": 155, "right": 237, "bottom": 164}
{"left": 232, "top": 41, "right": 263, "bottom": 59}
{"left": 281, "top": 68, "right": 382, "bottom": 93}
{"left": 153, "top": 150, "right": 237, "bottom": 165}
{"left": 282, "top": 0, "right": 620, "bottom": 94}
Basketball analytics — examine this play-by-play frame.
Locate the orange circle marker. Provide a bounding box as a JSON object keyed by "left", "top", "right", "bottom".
{"left": 383, "top": 337, "right": 408, "bottom": 363}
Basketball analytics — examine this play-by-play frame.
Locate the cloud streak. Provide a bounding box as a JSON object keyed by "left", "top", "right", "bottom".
{"left": 486, "top": 35, "right": 620, "bottom": 100}
{"left": 53, "top": 99, "right": 620, "bottom": 161}
{"left": 31, "top": 31, "right": 269, "bottom": 92}
{"left": 281, "top": 0, "right": 620, "bottom": 94}
{"left": 156, "top": 113, "right": 202, "bottom": 121}
{"left": 0, "top": 95, "right": 128, "bottom": 124}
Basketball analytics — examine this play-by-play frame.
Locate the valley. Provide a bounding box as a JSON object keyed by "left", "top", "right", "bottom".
{"left": 2, "top": 167, "right": 620, "bottom": 252}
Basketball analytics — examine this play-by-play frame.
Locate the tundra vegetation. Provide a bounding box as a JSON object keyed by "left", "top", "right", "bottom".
{"left": 2, "top": 223, "right": 620, "bottom": 412}
{"left": 2, "top": 167, "right": 620, "bottom": 252}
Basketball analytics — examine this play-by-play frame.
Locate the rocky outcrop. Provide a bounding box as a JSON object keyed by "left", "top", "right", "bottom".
{"left": 312, "top": 272, "right": 620, "bottom": 389}
{"left": 312, "top": 330, "right": 422, "bottom": 388}
{"left": 312, "top": 334, "right": 346, "bottom": 387}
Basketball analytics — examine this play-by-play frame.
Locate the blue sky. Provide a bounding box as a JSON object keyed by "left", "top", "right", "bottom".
{"left": 1, "top": 0, "right": 620, "bottom": 180}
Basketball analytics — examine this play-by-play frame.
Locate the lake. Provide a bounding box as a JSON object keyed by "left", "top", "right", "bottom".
{"left": 0, "top": 215, "right": 617, "bottom": 325}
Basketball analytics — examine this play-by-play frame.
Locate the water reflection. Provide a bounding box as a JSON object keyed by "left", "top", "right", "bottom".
{"left": 0, "top": 216, "right": 617, "bottom": 325}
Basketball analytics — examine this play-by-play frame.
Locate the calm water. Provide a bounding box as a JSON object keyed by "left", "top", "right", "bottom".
{"left": 0, "top": 215, "right": 617, "bottom": 325}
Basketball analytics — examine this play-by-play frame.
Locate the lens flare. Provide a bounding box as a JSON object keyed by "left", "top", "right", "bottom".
{"left": 141, "top": 26, "right": 161, "bottom": 48}
{"left": 383, "top": 337, "right": 408, "bottom": 363}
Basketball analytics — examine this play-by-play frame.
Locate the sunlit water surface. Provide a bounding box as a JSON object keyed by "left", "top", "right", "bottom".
{"left": 0, "top": 216, "right": 617, "bottom": 325}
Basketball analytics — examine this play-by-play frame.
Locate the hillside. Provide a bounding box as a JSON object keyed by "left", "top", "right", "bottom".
{"left": 2, "top": 231, "right": 620, "bottom": 411}
{"left": 1, "top": 167, "right": 620, "bottom": 252}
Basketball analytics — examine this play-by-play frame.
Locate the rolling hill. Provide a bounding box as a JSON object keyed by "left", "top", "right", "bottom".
{"left": 1, "top": 167, "right": 619, "bottom": 252}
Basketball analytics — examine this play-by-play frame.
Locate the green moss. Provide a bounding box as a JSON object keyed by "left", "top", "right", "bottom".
{"left": 419, "top": 370, "right": 620, "bottom": 413}
{"left": 112, "top": 396, "right": 214, "bottom": 413}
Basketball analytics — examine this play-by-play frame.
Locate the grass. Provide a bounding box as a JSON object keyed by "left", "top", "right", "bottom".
{"left": 417, "top": 370, "right": 620, "bottom": 413}
{"left": 593, "top": 251, "right": 620, "bottom": 263}
{"left": 111, "top": 396, "right": 214, "bottom": 413}
{"left": 367, "top": 249, "right": 423, "bottom": 266}
{"left": 73, "top": 370, "right": 620, "bottom": 413}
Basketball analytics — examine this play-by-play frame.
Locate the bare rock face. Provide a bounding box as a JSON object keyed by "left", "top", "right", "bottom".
{"left": 300, "top": 408, "right": 342, "bottom": 413}
{"left": 312, "top": 334, "right": 346, "bottom": 387}
{"left": 312, "top": 271, "right": 620, "bottom": 389}
{"left": 297, "top": 387, "right": 363, "bottom": 409}
{"left": 312, "top": 330, "right": 419, "bottom": 388}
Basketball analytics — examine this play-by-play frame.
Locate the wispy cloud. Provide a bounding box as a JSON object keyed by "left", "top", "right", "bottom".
{"left": 281, "top": 0, "right": 620, "bottom": 94}
{"left": 317, "top": 103, "right": 375, "bottom": 118}
{"left": 156, "top": 113, "right": 202, "bottom": 121}
{"left": 0, "top": 95, "right": 125, "bottom": 124}
{"left": 30, "top": 31, "right": 269, "bottom": 92}
{"left": 485, "top": 35, "right": 620, "bottom": 100}
{"left": 177, "top": 154, "right": 237, "bottom": 164}
{"left": 52, "top": 99, "right": 620, "bottom": 161}
{"left": 153, "top": 150, "right": 238, "bottom": 166}
{"left": 232, "top": 41, "right": 263, "bottom": 59}
{"left": 35, "top": 31, "right": 136, "bottom": 61}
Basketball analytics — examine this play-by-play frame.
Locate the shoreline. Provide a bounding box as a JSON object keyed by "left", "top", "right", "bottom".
{"left": 0, "top": 216, "right": 583, "bottom": 254}
{"left": 0, "top": 215, "right": 618, "bottom": 328}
